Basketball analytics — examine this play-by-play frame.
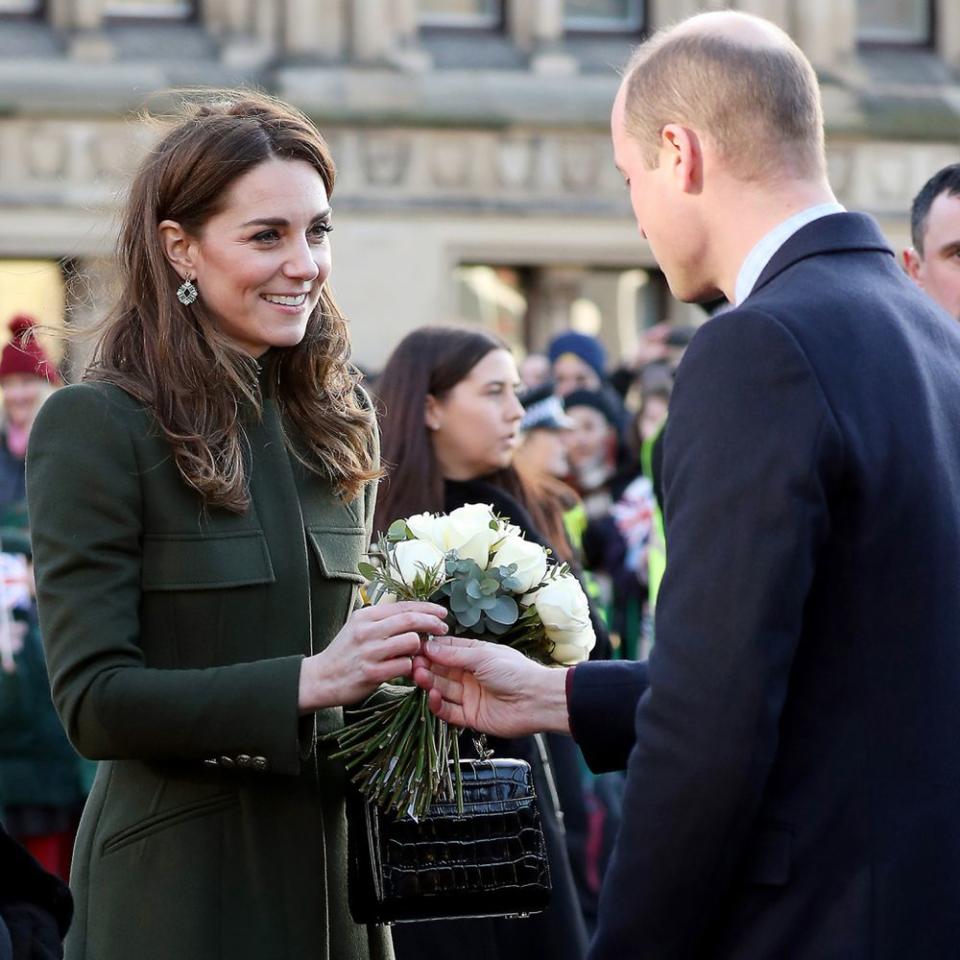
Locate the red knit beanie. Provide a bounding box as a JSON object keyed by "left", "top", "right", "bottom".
{"left": 0, "top": 315, "right": 60, "bottom": 384}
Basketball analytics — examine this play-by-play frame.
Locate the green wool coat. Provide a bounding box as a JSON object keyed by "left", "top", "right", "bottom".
{"left": 26, "top": 375, "right": 392, "bottom": 960}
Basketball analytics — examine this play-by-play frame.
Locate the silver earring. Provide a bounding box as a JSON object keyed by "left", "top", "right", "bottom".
{"left": 177, "top": 277, "right": 198, "bottom": 306}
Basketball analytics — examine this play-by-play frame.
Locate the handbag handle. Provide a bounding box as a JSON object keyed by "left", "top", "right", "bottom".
{"left": 471, "top": 731, "right": 494, "bottom": 760}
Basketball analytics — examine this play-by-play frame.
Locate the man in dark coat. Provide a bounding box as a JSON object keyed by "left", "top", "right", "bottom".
{"left": 418, "top": 10, "right": 960, "bottom": 960}
{"left": 903, "top": 163, "right": 960, "bottom": 320}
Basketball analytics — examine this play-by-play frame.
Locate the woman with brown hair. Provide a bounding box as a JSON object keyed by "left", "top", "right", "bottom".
{"left": 373, "top": 325, "right": 589, "bottom": 960}
{"left": 26, "top": 91, "right": 449, "bottom": 960}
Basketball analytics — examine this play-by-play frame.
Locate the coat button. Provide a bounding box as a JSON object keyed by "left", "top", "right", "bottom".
{"left": 236, "top": 754, "right": 252, "bottom": 769}
{"left": 251, "top": 756, "right": 268, "bottom": 772}
{"left": 218, "top": 756, "right": 236, "bottom": 769}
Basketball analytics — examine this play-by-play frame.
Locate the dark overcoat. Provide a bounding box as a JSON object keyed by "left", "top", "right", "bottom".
{"left": 569, "top": 214, "right": 960, "bottom": 959}
{"left": 27, "top": 370, "right": 392, "bottom": 960}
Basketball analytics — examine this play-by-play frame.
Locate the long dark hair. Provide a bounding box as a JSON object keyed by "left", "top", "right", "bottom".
{"left": 373, "top": 326, "right": 530, "bottom": 536}
{"left": 87, "top": 89, "right": 379, "bottom": 512}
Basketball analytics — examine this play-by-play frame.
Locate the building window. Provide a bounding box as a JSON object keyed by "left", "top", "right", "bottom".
{"left": 857, "top": 0, "right": 933, "bottom": 45}
{"left": 104, "top": 0, "right": 194, "bottom": 19}
{"left": 418, "top": 0, "right": 502, "bottom": 29}
{"left": 564, "top": 0, "right": 645, "bottom": 33}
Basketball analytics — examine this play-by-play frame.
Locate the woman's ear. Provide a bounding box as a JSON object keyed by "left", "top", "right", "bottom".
{"left": 424, "top": 394, "right": 442, "bottom": 432}
{"left": 158, "top": 219, "right": 197, "bottom": 278}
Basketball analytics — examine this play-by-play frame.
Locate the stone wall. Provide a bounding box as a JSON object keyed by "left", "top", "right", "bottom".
{"left": 0, "top": 0, "right": 957, "bottom": 366}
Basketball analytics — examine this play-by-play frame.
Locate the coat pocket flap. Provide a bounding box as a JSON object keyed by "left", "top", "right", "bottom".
{"left": 141, "top": 532, "right": 275, "bottom": 591}
{"left": 306, "top": 527, "right": 366, "bottom": 583}
{"left": 742, "top": 823, "right": 793, "bottom": 887}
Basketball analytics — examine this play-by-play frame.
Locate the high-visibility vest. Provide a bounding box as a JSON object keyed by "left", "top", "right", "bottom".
{"left": 641, "top": 421, "right": 667, "bottom": 611}
{"left": 562, "top": 501, "right": 608, "bottom": 626}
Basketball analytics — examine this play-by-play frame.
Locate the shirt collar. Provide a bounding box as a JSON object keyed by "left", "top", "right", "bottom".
{"left": 734, "top": 202, "right": 846, "bottom": 305}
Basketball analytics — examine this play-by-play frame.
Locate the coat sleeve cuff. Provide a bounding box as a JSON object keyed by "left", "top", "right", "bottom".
{"left": 568, "top": 659, "right": 649, "bottom": 774}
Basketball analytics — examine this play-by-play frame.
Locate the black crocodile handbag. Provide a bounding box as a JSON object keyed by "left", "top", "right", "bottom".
{"left": 347, "top": 757, "right": 552, "bottom": 924}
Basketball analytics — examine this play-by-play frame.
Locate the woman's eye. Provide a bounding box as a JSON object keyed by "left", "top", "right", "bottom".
{"left": 310, "top": 222, "right": 334, "bottom": 241}
{"left": 252, "top": 229, "right": 279, "bottom": 243}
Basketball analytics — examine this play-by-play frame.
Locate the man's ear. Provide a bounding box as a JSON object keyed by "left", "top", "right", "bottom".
{"left": 660, "top": 124, "right": 702, "bottom": 195}
{"left": 903, "top": 247, "right": 924, "bottom": 284}
{"left": 424, "top": 393, "right": 442, "bottom": 432}
{"left": 158, "top": 219, "right": 198, "bottom": 278}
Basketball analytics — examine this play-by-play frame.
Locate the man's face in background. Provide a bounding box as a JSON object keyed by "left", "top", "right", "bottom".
{"left": 904, "top": 190, "right": 960, "bottom": 320}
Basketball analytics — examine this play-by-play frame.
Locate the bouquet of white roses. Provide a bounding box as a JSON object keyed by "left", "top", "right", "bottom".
{"left": 328, "top": 503, "right": 595, "bottom": 819}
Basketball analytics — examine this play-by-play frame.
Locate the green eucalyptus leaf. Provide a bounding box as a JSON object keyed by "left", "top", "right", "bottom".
{"left": 450, "top": 581, "right": 473, "bottom": 613}
{"left": 387, "top": 519, "right": 410, "bottom": 542}
{"left": 466, "top": 579, "right": 484, "bottom": 600}
{"left": 480, "top": 578, "right": 499, "bottom": 595}
{"left": 485, "top": 618, "right": 511, "bottom": 636}
{"left": 486, "top": 595, "right": 519, "bottom": 625}
{"left": 450, "top": 595, "right": 472, "bottom": 615}
{"left": 357, "top": 561, "right": 379, "bottom": 580}
{"left": 459, "top": 606, "right": 483, "bottom": 628}
{"left": 501, "top": 575, "right": 523, "bottom": 592}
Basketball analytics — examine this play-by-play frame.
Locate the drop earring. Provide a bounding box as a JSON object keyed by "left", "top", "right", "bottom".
{"left": 177, "top": 277, "right": 198, "bottom": 306}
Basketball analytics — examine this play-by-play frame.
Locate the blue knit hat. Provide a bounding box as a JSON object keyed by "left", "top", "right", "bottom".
{"left": 547, "top": 331, "right": 607, "bottom": 380}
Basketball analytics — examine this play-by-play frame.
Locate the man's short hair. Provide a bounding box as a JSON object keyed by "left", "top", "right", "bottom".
{"left": 622, "top": 15, "right": 825, "bottom": 183}
{"left": 910, "top": 164, "right": 960, "bottom": 256}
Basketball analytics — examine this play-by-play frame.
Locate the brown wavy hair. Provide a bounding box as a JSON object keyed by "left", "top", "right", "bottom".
{"left": 86, "top": 89, "right": 378, "bottom": 512}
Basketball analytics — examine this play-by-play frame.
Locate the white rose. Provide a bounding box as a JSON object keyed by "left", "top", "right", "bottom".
{"left": 549, "top": 635, "right": 596, "bottom": 666}
{"left": 496, "top": 521, "right": 524, "bottom": 544}
{"left": 441, "top": 503, "right": 500, "bottom": 569}
{"left": 528, "top": 575, "right": 596, "bottom": 665}
{"left": 491, "top": 536, "right": 549, "bottom": 594}
{"left": 393, "top": 540, "right": 446, "bottom": 592}
{"left": 405, "top": 512, "right": 448, "bottom": 552}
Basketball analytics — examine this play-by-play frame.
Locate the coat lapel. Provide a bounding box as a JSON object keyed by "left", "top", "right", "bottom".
{"left": 750, "top": 212, "right": 894, "bottom": 300}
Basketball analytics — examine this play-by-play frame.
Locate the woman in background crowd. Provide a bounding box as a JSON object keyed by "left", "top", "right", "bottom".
{"left": 563, "top": 388, "right": 621, "bottom": 520}
{"left": 511, "top": 385, "right": 579, "bottom": 564}
{"left": 0, "top": 317, "right": 91, "bottom": 884}
{"left": 373, "top": 325, "right": 589, "bottom": 960}
{"left": 0, "top": 316, "right": 58, "bottom": 528}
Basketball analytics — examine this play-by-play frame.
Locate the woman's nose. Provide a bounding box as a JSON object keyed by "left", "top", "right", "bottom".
{"left": 283, "top": 240, "right": 322, "bottom": 282}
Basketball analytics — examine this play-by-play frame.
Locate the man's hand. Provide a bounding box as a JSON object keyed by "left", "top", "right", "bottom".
{"left": 413, "top": 636, "right": 571, "bottom": 737}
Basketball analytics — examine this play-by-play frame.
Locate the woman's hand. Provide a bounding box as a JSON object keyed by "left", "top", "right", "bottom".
{"left": 298, "top": 601, "right": 448, "bottom": 712}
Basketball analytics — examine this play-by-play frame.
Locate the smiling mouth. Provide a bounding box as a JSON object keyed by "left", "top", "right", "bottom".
{"left": 262, "top": 293, "right": 308, "bottom": 307}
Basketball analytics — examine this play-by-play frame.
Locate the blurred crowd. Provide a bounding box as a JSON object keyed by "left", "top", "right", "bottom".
{"left": 518, "top": 325, "right": 694, "bottom": 662}
{"left": 0, "top": 317, "right": 92, "bottom": 888}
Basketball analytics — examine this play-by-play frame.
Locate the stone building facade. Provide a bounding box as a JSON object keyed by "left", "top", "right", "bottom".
{"left": 0, "top": 0, "right": 958, "bottom": 370}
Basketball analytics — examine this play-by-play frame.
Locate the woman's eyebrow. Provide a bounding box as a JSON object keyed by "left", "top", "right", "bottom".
{"left": 239, "top": 210, "right": 331, "bottom": 228}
